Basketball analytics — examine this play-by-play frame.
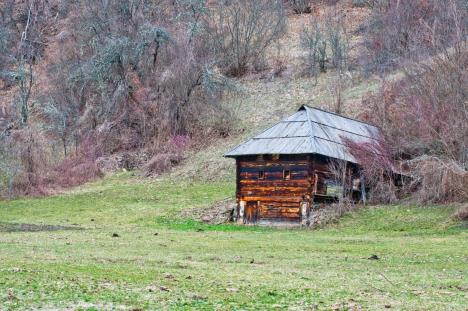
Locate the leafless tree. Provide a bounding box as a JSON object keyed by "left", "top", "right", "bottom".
{"left": 300, "top": 18, "right": 327, "bottom": 82}
{"left": 326, "top": 72, "right": 352, "bottom": 114}
{"left": 206, "top": 0, "right": 287, "bottom": 76}
{"left": 300, "top": 10, "right": 349, "bottom": 82}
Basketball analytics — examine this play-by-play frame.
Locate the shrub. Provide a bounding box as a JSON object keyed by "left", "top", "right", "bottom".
{"left": 346, "top": 46, "right": 467, "bottom": 204}
{"left": 452, "top": 204, "right": 468, "bottom": 221}
{"left": 206, "top": 0, "right": 287, "bottom": 76}
{"left": 290, "top": 0, "right": 312, "bottom": 14}
{"left": 360, "top": 0, "right": 467, "bottom": 73}
{"left": 407, "top": 157, "right": 468, "bottom": 204}
{"left": 344, "top": 137, "right": 399, "bottom": 203}
{"left": 352, "top": 0, "right": 380, "bottom": 8}
{"left": 143, "top": 154, "right": 182, "bottom": 177}
{"left": 45, "top": 137, "right": 103, "bottom": 190}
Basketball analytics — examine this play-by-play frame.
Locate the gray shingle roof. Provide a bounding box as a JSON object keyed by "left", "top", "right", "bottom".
{"left": 224, "top": 105, "right": 380, "bottom": 163}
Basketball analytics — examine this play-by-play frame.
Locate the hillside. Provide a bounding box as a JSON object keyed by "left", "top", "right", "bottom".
{"left": 1, "top": 0, "right": 379, "bottom": 181}
{"left": 0, "top": 1, "right": 391, "bottom": 185}
{"left": 1, "top": 0, "right": 465, "bottom": 202}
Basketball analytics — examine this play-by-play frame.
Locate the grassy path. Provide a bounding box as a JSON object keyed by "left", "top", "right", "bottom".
{"left": 0, "top": 173, "right": 466, "bottom": 310}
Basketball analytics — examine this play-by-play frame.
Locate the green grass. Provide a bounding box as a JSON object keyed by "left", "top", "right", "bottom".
{"left": 0, "top": 173, "right": 467, "bottom": 310}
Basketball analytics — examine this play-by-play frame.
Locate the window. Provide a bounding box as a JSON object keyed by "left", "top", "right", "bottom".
{"left": 324, "top": 179, "right": 343, "bottom": 197}
{"left": 258, "top": 170, "right": 265, "bottom": 180}
{"left": 283, "top": 170, "right": 291, "bottom": 180}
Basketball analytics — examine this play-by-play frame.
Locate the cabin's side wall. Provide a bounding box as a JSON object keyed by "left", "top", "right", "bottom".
{"left": 236, "top": 155, "right": 313, "bottom": 221}
{"left": 310, "top": 154, "right": 361, "bottom": 202}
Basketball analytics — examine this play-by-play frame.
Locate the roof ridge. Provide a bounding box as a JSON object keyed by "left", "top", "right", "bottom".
{"left": 300, "top": 104, "right": 379, "bottom": 129}
{"left": 307, "top": 113, "right": 378, "bottom": 140}
{"left": 304, "top": 106, "right": 317, "bottom": 154}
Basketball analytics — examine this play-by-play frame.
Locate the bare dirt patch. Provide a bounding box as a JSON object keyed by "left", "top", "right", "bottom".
{"left": 180, "top": 198, "right": 235, "bottom": 224}
{"left": 0, "top": 222, "right": 82, "bottom": 233}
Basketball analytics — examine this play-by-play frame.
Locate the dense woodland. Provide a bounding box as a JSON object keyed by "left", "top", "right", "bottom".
{"left": 0, "top": 0, "right": 467, "bottom": 203}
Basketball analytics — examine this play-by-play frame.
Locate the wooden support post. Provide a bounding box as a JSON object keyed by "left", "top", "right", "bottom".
{"left": 360, "top": 172, "right": 367, "bottom": 205}
{"left": 238, "top": 201, "right": 245, "bottom": 224}
{"left": 341, "top": 161, "right": 347, "bottom": 199}
{"left": 300, "top": 201, "right": 309, "bottom": 227}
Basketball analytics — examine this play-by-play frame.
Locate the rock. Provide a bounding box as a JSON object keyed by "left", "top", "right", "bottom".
{"left": 55, "top": 30, "right": 71, "bottom": 42}
{"left": 191, "top": 294, "right": 207, "bottom": 300}
{"left": 147, "top": 285, "right": 158, "bottom": 292}
{"left": 201, "top": 216, "right": 211, "bottom": 223}
{"left": 368, "top": 254, "right": 380, "bottom": 260}
{"left": 163, "top": 272, "right": 174, "bottom": 279}
{"left": 112, "top": 233, "right": 120, "bottom": 238}
{"left": 307, "top": 202, "right": 356, "bottom": 229}
{"left": 96, "top": 157, "right": 120, "bottom": 172}
{"left": 7, "top": 289, "right": 16, "bottom": 301}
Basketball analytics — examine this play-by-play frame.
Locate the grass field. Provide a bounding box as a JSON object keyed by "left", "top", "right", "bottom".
{"left": 0, "top": 173, "right": 467, "bottom": 310}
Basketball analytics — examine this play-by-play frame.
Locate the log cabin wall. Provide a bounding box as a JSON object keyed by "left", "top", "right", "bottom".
{"left": 236, "top": 154, "right": 314, "bottom": 221}
{"left": 310, "top": 154, "right": 361, "bottom": 201}
{"left": 311, "top": 154, "right": 330, "bottom": 196}
{"left": 236, "top": 154, "right": 363, "bottom": 223}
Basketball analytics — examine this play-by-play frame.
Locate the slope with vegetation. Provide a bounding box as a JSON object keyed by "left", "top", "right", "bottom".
{"left": 1, "top": 0, "right": 466, "bottom": 203}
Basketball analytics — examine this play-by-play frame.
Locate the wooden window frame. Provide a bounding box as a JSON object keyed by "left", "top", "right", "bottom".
{"left": 283, "top": 169, "right": 291, "bottom": 180}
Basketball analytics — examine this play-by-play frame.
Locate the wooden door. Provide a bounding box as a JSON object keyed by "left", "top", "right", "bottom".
{"left": 244, "top": 201, "right": 259, "bottom": 224}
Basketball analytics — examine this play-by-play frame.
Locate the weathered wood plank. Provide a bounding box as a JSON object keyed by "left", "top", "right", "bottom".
{"left": 239, "top": 179, "right": 310, "bottom": 185}
{"left": 241, "top": 196, "right": 304, "bottom": 203}
{"left": 240, "top": 186, "right": 311, "bottom": 192}
{"left": 239, "top": 165, "right": 308, "bottom": 173}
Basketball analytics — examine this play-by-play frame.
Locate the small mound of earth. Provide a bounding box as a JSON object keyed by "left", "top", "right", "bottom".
{"left": 181, "top": 198, "right": 236, "bottom": 224}
{"left": 0, "top": 222, "right": 82, "bottom": 233}
{"left": 307, "top": 202, "right": 358, "bottom": 228}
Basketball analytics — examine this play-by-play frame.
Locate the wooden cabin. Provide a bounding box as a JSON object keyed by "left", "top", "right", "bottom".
{"left": 224, "top": 105, "right": 381, "bottom": 225}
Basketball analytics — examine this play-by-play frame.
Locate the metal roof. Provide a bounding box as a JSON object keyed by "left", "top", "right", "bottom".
{"left": 224, "top": 105, "right": 381, "bottom": 163}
